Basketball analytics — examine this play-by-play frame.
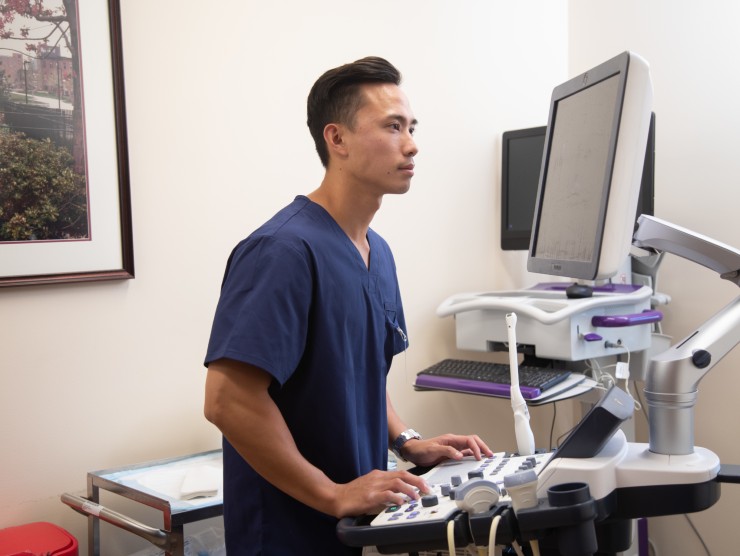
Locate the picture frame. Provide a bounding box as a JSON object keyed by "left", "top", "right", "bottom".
{"left": 0, "top": 0, "right": 133, "bottom": 287}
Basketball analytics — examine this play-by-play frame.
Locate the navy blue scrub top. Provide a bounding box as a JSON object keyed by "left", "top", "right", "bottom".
{"left": 205, "top": 196, "right": 408, "bottom": 554}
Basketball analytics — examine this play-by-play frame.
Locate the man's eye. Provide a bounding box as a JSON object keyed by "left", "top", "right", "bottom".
{"left": 390, "top": 123, "right": 401, "bottom": 131}
{"left": 409, "top": 126, "right": 416, "bottom": 136}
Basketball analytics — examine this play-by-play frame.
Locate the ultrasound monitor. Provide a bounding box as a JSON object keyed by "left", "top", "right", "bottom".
{"left": 501, "top": 113, "right": 654, "bottom": 251}
{"left": 527, "top": 52, "right": 653, "bottom": 281}
{"left": 501, "top": 126, "right": 547, "bottom": 250}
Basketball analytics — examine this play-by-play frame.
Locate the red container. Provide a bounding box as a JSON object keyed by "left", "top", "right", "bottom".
{"left": 0, "top": 522, "right": 78, "bottom": 556}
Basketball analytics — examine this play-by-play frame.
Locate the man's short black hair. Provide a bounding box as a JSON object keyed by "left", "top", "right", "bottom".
{"left": 307, "top": 56, "right": 402, "bottom": 168}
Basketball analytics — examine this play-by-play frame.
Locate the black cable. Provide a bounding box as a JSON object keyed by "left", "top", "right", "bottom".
{"left": 556, "top": 424, "right": 575, "bottom": 448}
{"left": 684, "top": 514, "right": 711, "bottom": 556}
{"left": 549, "top": 401, "right": 557, "bottom": 451}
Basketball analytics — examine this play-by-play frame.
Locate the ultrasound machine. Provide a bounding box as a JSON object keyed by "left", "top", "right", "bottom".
{"left": 337, "top": 51, "right": 740, "bottom": 555}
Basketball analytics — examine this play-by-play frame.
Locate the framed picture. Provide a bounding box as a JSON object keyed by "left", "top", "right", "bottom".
{"left": 0, "top": 0, "right": 133, "bottom": 287}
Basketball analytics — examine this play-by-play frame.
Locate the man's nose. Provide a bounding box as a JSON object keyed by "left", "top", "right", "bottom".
{"left": 405, "top": 134, "right": 418, "bottom": 157}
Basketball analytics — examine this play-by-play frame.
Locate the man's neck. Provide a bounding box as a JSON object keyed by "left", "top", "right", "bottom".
{"left": 307, "top": 177, "right": 381, "bottom": 268}
{"left": 307, "top": 178, "right": 381, "bottom": 245}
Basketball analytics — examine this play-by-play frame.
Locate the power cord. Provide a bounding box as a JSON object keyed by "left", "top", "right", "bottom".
{"left": 683, "top": 514, "right": 711, "bottom": 556}
{"left": 586, "top": 358, "right": 616, "bottom": 390}
{"left": 510, "top": 541, "right": 525, "bottom": 556}
{"left": 446, "top": 517, "right": 456, "bottom": 554}
{"left": 549, "top": 402, "right": 557, "bottom": 451}
{"left": 487, "top": 515, "right": 501, "bottom": 556}
{"left": 586, "top": 343, "right": 642, "bottom": 412}
{"left": 633, "top": 381, "right": 649, "bottom": 427}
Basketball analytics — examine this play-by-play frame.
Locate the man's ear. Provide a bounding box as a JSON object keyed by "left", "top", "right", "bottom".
{"left": 323, "top": 123, "right": 349, "bottom": 160}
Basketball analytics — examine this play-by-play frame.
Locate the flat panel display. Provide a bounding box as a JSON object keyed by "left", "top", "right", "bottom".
{"left": 526, "top": 52, "right": 653, "bottom": 281}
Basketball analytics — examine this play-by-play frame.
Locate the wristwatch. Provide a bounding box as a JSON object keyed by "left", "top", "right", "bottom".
{"left": 391, "top": 428, "right": 422, "bottom": 461}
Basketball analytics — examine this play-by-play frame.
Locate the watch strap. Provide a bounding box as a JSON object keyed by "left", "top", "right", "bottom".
{"left": 391, "top": 428, "right": 422, "bottom": 461}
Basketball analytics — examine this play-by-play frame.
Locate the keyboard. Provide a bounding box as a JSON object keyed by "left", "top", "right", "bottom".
{"left": 414, "top": 358, "right": 571, "bottom": 399}
{"left": 370, "top": 452, "right": 553, "bottom": 527}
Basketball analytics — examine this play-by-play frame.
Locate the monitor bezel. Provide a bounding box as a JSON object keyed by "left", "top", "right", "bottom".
{"left": 527, "top": 52, "right": 651, "bottom": 281}
{"left": 528, "top": 56, "right": 628, "bottom": 279}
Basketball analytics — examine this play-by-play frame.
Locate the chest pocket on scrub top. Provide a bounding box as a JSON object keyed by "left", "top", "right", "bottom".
{"left": 384, "top": 301, "right": 407, "bottom": 356}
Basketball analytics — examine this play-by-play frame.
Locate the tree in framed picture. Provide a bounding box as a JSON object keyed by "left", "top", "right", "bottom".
{"left": 0, "top": 0, "right": 89, "bottom": 242}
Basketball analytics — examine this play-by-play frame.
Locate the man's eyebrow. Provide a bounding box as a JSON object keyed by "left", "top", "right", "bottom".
{"left": 387, "top": 114, "right": 418, "bottom": 126}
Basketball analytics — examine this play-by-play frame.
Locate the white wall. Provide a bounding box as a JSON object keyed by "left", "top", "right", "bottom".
{"left": 5, "top": 1, "right": 736, "bottom": 554}
{"left": 6, "top": 1, "right": 735, "bottom": 554}
{"left": 569, "top": 1, "right": 740, "bottom": 554}
{"left": 0, "top": 1, "right": 568, "bottom": 553}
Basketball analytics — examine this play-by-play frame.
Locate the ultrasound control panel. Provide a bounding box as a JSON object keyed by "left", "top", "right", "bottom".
{"left": 371, "top": 451, "right": 552, "bottom": 527}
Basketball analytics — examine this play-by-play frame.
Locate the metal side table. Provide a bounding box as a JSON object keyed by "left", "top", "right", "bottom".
{"left": 62, "top": 449, "right": 223, "bottom": 555}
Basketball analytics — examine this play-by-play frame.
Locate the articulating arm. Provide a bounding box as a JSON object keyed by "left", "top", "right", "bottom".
{"left": 632, "top": 215, "right": 740, "bottom": 455}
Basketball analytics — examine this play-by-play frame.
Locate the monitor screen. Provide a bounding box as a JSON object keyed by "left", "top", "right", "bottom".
{"left": 501, "top": 126, "right": 547, "bottom": 250}
{"left": 501, "top": 113, "right": 654, "bottom": 251}
{"left": 527, "top": 52, "right": 653, "bottom": 281}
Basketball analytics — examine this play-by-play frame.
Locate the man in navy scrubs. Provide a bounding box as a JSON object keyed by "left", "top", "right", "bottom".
{"left": 204, "top": 56, "right": 492, "bottom": 555}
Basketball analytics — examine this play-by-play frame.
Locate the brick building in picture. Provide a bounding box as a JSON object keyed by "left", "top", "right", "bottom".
{"left": 0, "top": 46, "right": 73, "bottom": 107}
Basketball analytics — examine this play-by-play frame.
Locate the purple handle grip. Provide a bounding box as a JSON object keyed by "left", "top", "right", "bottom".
{"left": 591, "top": 309, "right": 663, "bottom": 328}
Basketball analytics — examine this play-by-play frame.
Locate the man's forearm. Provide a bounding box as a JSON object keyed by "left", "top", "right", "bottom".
{"left": 205, "top": 360, "right": 340, "bottom": 516}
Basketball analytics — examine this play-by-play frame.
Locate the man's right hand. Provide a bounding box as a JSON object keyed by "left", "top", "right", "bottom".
{"left": 330, "top": 469, "right": 431, "bottom": 519}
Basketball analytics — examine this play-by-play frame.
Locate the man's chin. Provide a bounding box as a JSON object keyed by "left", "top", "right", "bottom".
{"left": 393, "top": 183, "right": 412, "bottom": 195}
